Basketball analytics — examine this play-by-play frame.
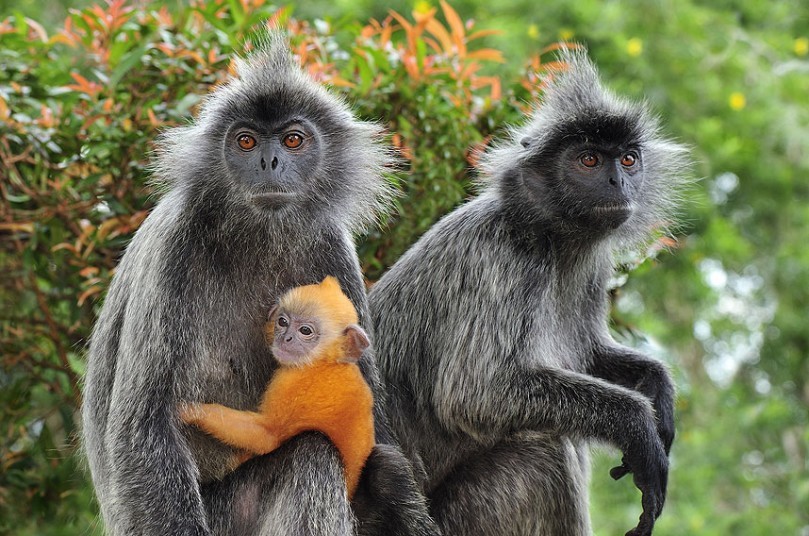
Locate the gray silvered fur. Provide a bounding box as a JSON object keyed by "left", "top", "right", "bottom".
{"left": 82, "top": 34, "right": 438, "bottom": 536}
{"left": 370, "top": 49, "right": 689, "bottom": 536}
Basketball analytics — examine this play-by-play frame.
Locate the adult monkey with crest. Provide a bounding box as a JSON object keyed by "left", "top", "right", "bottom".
{"left": 82, "top": 35, "right": 439, "bottom": 536}
{"left": 370, "top": 50, "right": 690, "bottom": 536}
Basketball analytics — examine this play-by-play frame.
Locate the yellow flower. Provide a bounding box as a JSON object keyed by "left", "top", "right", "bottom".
{"left": 414, "top": 0, "right": 432, "bottom": 15}
{"left": 627, "top": 38, "right": 643, "bottom": 57}
{"left": 795, "top": 37, "right": 809, "bottom": 56}
{"left": 559, "top": 28, "right": 574, "bottom": 41}
{"left": 528, "top": 24, "right": 540, "bottom": 40}
{"left": 729, "top": 92, "right": 746, "bottom": 111}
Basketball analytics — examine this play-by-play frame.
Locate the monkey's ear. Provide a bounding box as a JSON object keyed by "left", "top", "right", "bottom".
{"left": 340, "top": 324, "right": 370, "bottom": 362}
{"left": 267, "top": 304, "right": 279, "bottom": 322}
{"left": 520, "top": 136, "right": 532, "bottom": 149}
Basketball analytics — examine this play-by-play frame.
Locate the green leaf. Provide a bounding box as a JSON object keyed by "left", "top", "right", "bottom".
{"left": 109, "top": 43, "right": 150, "bottom": 87}
{"left": 227, "top": 0, "right": 245, "bottom": 28}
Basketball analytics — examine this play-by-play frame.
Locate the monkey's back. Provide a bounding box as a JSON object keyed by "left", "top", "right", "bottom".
{"left": 370, "top": 192, "right": 611, "bottom": 487}
{"left": 259, "top": 360, "right": 375, "bottom": 496}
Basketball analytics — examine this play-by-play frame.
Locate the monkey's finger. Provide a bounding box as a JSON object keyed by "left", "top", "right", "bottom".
{"left": 628, "top": 486, "right": 662, "bottom": 536}
{"left": 177, "top": 403, "right": 200, "bottom": 423}
{"left": 625, "top": 524, "right": 652, "bottom": 536}
{"left": 625, "top": 509, "right": 655, "bottom": 536}
{"left": 610, "top": 462, "right": 631, "bottom": 480}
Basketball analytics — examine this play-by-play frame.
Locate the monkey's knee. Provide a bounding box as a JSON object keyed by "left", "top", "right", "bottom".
{"left": 204, "top": 433, "right": 352, "bottom": 535}
{"left": 429, "top": 435, "right": 591, "bottom": 536}
{"left": 359, "top": 444, "right": 420, "bottom": 500}
{"left": 257, "top": 434, "right": 354, "bottom": 534}
{"left": 522, "top": 437, "right": 591, "bottom": 536}
{"left": 353, "top": 444, "right": 441, "bottom": 536}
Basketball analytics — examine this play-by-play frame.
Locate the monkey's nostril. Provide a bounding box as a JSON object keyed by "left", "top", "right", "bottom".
{"left": 609, "top": 177, "right": 617, "bottom": 186}
{"left": 271, "top": 157, "right": 278, "bottom": 170}
{"left": 260, "top": 158, "right": 267, "bottom": 171}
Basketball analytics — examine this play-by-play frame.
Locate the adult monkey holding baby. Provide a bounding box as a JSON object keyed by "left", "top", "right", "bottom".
{"left": 370, "top": 51, "right": 690, "bottom": 536}
{"left": 82, "top": 35, "right": 439, "bottom": 536}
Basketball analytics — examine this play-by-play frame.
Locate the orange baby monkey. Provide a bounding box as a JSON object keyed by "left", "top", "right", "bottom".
{"left": 180, "top": 276, "right": 374, "bottom": 498}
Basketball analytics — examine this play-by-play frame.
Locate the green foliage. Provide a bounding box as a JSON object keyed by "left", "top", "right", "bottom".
{"left": 1, "top": 0, "right": 808, "bottom": 534}
{"left": 0, "top": 5, "right": 232, "bottom": 531}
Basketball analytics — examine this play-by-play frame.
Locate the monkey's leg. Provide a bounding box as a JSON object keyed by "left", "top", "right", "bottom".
{"left": 181, "top": 403, "right": 280, "bottom": 454}
{"left": 354, "top": 444, "right": 443, "bottom": 536}
{"left": 202, "top": 432, "right": 354, "bottom": 536}
{"left": 428, "top": 432, "right": 591, "bottom": 536}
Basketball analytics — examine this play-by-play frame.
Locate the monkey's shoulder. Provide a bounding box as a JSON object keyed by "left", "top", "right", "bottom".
{"left": 419, "top": 196, "right": 550, "bottom": 261}
{"left": 388, "top": 199, "right": 549, "bottom": 294}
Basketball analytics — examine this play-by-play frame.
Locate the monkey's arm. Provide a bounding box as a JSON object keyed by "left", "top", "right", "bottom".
{"left": 82, "top": 262, "right": 213, "bottom": 536}
{"left": 434, "top": 364, "right": 667, "bottom": 535}
{"left": 180, "top": 403, "right": 280, "bottom": 455}
{"left": 96, "top": 352, "right": 211, "bottom": 536}
{"left": 588, "top": 344, "right": 675, "bottom": 455}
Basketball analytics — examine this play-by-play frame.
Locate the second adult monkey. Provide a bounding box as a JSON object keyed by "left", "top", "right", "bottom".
{"left": 181, "top": 277, "right": 375, "bottom": 499}
{"left": 370, "top": 50, "right": 690, "bottom": 536}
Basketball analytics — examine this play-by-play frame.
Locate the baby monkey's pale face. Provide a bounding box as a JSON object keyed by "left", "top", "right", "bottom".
{"left": 272, "top": 311, "right": 323, "bottom": 365}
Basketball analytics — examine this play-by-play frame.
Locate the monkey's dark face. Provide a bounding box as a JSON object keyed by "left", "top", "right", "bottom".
{"left": 223, "top": 117, "right": 323, "bottom": 210}
{"left": 271, "top": 311, "right": 322, "bottom": 366}
{"left": 522, "top": 134, "right": 644, "bottom": 232}
{"left": 559, "top": 143, "right": 643, "bottom": 230}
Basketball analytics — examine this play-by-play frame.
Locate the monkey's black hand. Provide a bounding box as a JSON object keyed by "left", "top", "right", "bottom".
{"left": 588, "top": 347, "right": 677, "bottom": 459}
{"left": 610, "top": 458, "right": 631, "bottom": 480}
{"left": 619, "top": 423, "right": 668, "bottom": 536}
{"left": 611, "top": 370, "right": 674, "bottom": 481}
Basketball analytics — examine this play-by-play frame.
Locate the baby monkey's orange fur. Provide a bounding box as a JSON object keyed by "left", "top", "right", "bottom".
{"left": 180, "top": 277, "right": 374, "bottom": 498}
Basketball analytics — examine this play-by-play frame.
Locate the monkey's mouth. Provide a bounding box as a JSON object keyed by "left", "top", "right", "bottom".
{"left": 593, "top": 202, "right": 633, "bottom": 214}
{"left": 272, "top": 345, "right": 311, "bottom": 367}
{"left": 591, "top": 202, "right": 633, "bottom": 227}
{"left": 251, "top": 191, "right": 299, "bottom": 209}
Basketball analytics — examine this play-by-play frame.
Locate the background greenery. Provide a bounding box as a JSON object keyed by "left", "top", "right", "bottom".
{"left": 0, "top": 0, "right": 807, "bottom": 534}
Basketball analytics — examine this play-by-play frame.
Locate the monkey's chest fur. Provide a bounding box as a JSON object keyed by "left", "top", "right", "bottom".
{"left": 170, "top": 248, "right": 303, "bottom": 482}
{"left": 142, "top": 201, "right": 359, "bottom": 482}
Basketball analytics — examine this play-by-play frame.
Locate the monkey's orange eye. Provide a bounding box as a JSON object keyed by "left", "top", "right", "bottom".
{"left": 580, "top": 153, "right": 599, "bottom": 168}
{"left": 620, "top": 153, "right": 637, "bottom": 167}
{"left": 237, "top": 133, "right": 257, "bottom": 151}
{"left": 277, "top": 316, "right": 289, "bottom": 328}
{"left": 283, "top": 132, "right": 304, "bottom": 149}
